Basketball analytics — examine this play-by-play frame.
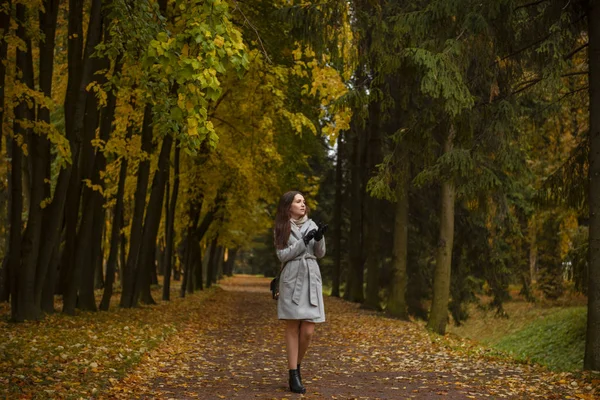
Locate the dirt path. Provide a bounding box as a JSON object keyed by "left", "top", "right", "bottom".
{"left": 106, "top": 275, "right": 595, "bottom": 399}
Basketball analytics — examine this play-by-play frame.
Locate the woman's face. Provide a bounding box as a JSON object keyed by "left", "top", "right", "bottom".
{"left": 289, "top": 194, "right": 306, "bottom": 219}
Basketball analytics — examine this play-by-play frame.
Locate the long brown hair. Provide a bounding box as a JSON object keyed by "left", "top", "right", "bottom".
{"left": 274, "top": 191, "right": 309, "bottom": 249}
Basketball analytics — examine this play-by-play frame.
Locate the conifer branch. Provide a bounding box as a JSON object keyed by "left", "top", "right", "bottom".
{"left": 513, "top": 0, "right": 551, "bottom": 12}
{"left": 494, "top": 13, "right": 586, "bottom": 66}
{"left": 512, "top": 72, "right": 587, "bottom": 95}
{"left": 563, "top": 42, "right": 588, "bottom": 61}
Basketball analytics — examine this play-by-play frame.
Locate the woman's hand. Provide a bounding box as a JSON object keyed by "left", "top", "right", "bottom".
{"left": 314, "top": 223, "right": 328, "bottom": 241}
{"left": 303, "top": 229, "right": 317, "bottom": 244}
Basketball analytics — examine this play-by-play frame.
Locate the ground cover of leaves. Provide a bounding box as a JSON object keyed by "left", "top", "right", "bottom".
{"left": 0, "top": 283, "right": 216, "bottom": 399}
{"left": 105, "top": 275, "right": 599, "bottom": 400}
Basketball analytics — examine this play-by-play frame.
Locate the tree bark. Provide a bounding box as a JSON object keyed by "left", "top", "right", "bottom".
{"left": 8, "top": 128, "right": 22, "bottom": 321}
{"left": 162, "top": 142, "right": 180, "bottom": 301}
{"left": 427, "top": 126, "right": 456, "bottom": 335}
{"left": 348, "top": 123, "right": 366, "bottom": 302}
{"left": 585, "top": 0, "right": 600, "bottom": 371}
{"left": 0, "top": 0, "right": 10, "bottom": 157}
{"left": 11, "top": 3, "right": 38, "bottom": 322}
{"left": 0, "top": 1, "right": 8, "bottom": 303}
{"left": 31, "top": 0, "right": 59, "bottom": 316}
{"left": 64, "top": 0, "right": 84, "bottom": 136}
{"left": 331, "top": 132, "right": 344, "bottom": 297}
{"left": 100, "top": 153, "right": 128, "bottom": 311}
{"left": 62, "top": 0, "right": 104, "bottom": 315}
{"left": 206, "top": 237, "right": 218, "bottom": 288}
{"left": 364, "top": 100, "right": 383, "bottom": 310}
{"left": 133, "top": 134, "right": 173, "bottom": 305}
{"left": 224, "top": 248, "right": 237, "bottom": 276}
{"left": 386, "top": 153, "right": 409, "bottom": 319}
{"left": 120, "top": 104, "right": 153, "bottom": 308}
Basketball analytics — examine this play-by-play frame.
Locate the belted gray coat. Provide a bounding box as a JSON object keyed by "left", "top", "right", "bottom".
{"left": 276, "top": 219, "right": 326, "bottom": 323}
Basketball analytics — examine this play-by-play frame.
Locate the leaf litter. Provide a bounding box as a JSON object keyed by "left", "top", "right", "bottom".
{"left": 1, "top": 275, "right": 598, "bottom": 399}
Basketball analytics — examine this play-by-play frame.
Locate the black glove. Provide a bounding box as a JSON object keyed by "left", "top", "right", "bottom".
{"left": 314, "top": 222, "right": 328, "bottom": 241}
{"left": 303, "top": 229, "right": 317, "bottom": 245}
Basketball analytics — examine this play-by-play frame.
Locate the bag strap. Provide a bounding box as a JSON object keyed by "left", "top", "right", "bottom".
{"left": 276, "top": 262, "right": 285, "bottom": 278}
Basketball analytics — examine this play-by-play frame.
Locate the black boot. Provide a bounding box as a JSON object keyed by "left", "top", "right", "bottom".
{"left": 289, "top": 369, "right": 306, "bottom": 394}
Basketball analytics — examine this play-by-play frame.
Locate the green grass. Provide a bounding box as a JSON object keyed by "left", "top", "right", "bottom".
{"left": 493, "top": 306, "right": 587, "bottom": 372}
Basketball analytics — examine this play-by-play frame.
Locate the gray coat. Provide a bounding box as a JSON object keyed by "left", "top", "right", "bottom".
{"left": 277, "top": 219, "right": 326, "bottom": 323}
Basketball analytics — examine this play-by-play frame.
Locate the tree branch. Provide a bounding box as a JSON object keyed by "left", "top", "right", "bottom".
{"left": 231, "top": 0, "right": 272, "bottom": 64}
{"left": 564, "top": 42, "right": 588, "bottom": 61}
{"left": 513, "top": 0, "right": 551, "bottom": 12}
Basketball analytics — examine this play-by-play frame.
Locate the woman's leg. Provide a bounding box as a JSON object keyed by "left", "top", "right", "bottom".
{"left": 297, "top": 321, "right": 315, "bottom": 365}
{"left": 285, "top": 320, "right": 302, "bottom": 369}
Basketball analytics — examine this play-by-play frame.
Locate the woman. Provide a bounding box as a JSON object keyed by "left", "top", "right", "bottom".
{"left": 274, "top": 191, "right": 327, "bottom": 394}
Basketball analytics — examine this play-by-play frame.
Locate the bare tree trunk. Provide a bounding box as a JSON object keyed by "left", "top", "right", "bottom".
{"left": 0, "top": 0, "right": 10, "bottom": 156}
{"left": 163, "top": 142, "right": 180, "bottom": 300}
{"left": 427, "top": 126, "right": 456, "bottom": 335}
{"left": 120, "top": 105, "right": 153, "bottom": 308}
{"left": 364, "top": 100, "right": 383, "bottom": 310}
{"left": 224, "top": 248, "right": 237, "bottom": 276}
{"left": 100, "top": 153, "right": 127, "bottom": 311}
{"left": 31, "top": 0, "right": 59, "bottom": 315}
{"left": 0, "top": 4, "right": 10, "bottom": 285}
{"left": 387, "top": 153, "right": 409, "bottom": 319}
{"left": 63, "top": 0, "right": 104, "bottom": 315}
{"left": 332, "top": 132, "right": 344, "bottom": 297}
{"left": 206, "top": 237, "right": 218, "bottom": 288}
{"left": 348, "top": 124, "right": 366, "bottom": 302}
{"left": 133, "top": 134, "right": 173, "bottom": 305}
{"left": 585, "top": 0, "right": 600, "bottom": 371}
{"left": 11, "top": 3, "right": 38, "bottom": 322}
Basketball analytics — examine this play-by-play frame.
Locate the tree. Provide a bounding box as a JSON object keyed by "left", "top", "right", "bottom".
{"left": 585, "top": 0, "right": 600, "bottom": 372}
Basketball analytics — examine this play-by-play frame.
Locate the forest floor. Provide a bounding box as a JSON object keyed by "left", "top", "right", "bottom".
{"left": 103, "top": 275, "right": 599, "bottom": 400}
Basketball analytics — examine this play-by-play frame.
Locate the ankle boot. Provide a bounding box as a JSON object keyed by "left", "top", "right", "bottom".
{"left": 288, "top": 369, "right": 306, "bottom": 394}
{"left": 297, "top": 364, "right": 302, "bottom": 384}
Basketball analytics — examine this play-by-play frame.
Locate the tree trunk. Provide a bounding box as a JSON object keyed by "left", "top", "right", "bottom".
{"left": 30, "top": 0, "right": 59, "bottom": 315}
{"left": 180, "top": 220, "right": 195, "bottom": 298}
{"left": 224, "top": 248, "right": 237, "bottom": 276}
{"left": 364, "top": 100, "right": 383, "bottom": 310}
{"left": 100, "top": 154, "right": 127, "bottom": 310}
{"left": 64, "top": 0, "right": 84, "bottom": 136}
{"left": 216, "top": 246, "right": 225, "bottom": 281}
{"left": 386, "top": 154, "right": 409, "bottom": 319}
{"left": 192, "top": 243, "right": 202, "bottom": 292}
{"left": 133, "top": 134, "right": 173, "bottom": 305}
{"left": 120, "top": 105, "right": 153, "bottom": 308}
{"left": 206, "top": 237, "right": 218, "bottom": 288}
{"left": 0, "top": 0, "right": 10, "bottom": 157}
{"left": 585, "top": 0, "right": 600, "bottom": 371}
{"left": 331, "top": 132, "right": 344, "bottom": 297}
{"left": 348, "top": 123, "right": 366, "bottom": 302}
{"left": 162, "top": 142, "right": 180, "bottom": 301}
{"left": 11, "top": 3, "right": 38, "bottom": 322}
{"left": 40, "top": 245, "right": 59, "bottom": 313}
{"left": 427, "top": 126, "right": 456, "bottom": 335}
{"left": 0, "top": 0, "right": 7, "bottom": 299}
{"left": 41, "top": 1, "right": 85, "bottom": 295}
{"left": 63, "top": 0, "right": 104, "bottom": 315}
{"left": 8, "top": 130, "right": 23, "bottom": 321}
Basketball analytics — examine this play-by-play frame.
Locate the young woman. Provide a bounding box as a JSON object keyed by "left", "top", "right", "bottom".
{"left": 273, "top": 191, "right": 327, "bottom": 394}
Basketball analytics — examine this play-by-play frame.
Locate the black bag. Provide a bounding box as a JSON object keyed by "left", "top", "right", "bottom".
{"left": 270, "top": 263, "right": 285, "bottom": 300}
{"left": 270, "top": 277, "right": 280, "bottom": 300}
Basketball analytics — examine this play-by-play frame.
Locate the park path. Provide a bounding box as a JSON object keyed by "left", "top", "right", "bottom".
{"left": 105, "top": 275, "right": 593, "bottom": 399}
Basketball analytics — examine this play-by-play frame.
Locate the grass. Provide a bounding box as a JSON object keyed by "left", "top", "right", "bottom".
{"left": 493, "top": 306, "right": 587, "bottom": 372}
{"left": 447, "top": 289, "right": 588, "bottom": 372}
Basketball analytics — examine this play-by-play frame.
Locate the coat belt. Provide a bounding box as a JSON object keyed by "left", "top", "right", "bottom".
{"left": 290, "top": 253, "right": 318, "bottom": 307}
